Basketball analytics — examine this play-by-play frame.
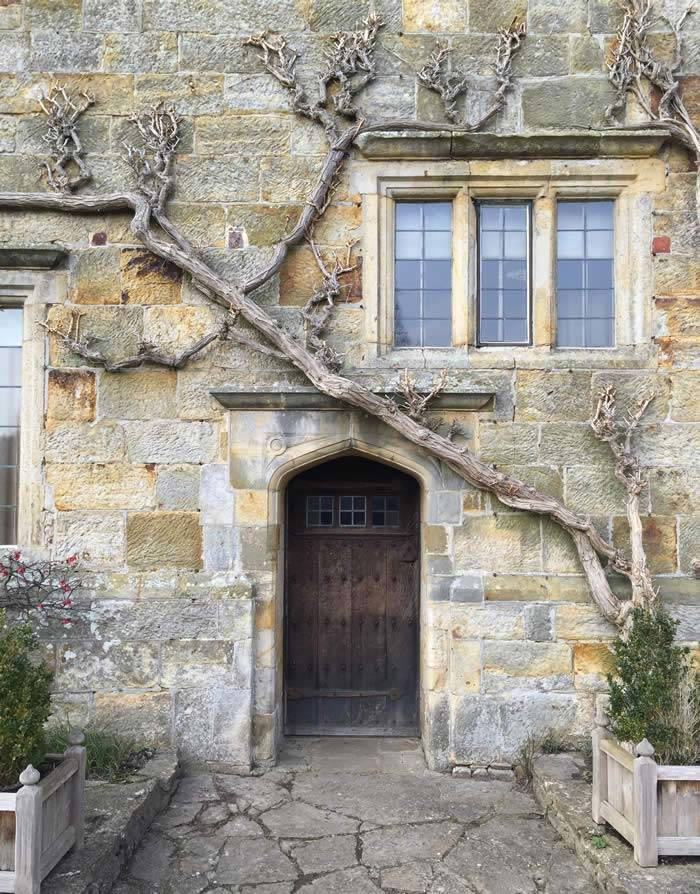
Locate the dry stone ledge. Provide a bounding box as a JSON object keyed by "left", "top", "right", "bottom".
{"left": 42, "top": 749, "right": 180, "bottom": 894}
{"left": 532, "top": 752, "right": 700, "bottom": 894}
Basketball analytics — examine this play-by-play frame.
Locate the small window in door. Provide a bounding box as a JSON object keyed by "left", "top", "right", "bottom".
{"left": 306, "top": 495, "right": 333, "bottom": 527}
{"left": 371, "top": 495, "right": 400, "bottom": 527}
{"left": 339, "top": 496, "right": 366, "bottom": 527}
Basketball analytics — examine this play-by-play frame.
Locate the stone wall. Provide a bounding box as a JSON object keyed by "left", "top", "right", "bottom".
{"left": 0, "top": 0, "right": 698, "bottom": 767}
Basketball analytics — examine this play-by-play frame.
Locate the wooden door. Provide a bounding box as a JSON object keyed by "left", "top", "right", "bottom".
{"left": 285, "top": 458, "right": 419, "bottom": 735}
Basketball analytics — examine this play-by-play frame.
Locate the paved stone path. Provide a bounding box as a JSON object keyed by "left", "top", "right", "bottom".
{"left": 115, "top": 738, "right": 597, "bottom": 893}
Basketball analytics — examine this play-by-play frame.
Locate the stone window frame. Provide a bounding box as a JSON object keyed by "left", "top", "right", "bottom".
{"left": 359, "top": 159, "right": 660, "bottom": 364}
{"left": 0, "top": 269, "right": 66, "bottom": 547}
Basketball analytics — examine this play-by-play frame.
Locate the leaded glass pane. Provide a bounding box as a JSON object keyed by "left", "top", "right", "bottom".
{"left": 306, "top": 495, "right": 333, "bottom": 527}
{"left": 478, "top": 203, "right": 530, "bottom": 344}
{"left": 556, "top": 200, "right": 614, "bottom": 347}
{"left": 394, "top": 201, "right": 453, "bottom": 347}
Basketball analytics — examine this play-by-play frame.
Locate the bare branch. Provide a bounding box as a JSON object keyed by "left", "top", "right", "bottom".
{"left": 391, "top": 368, "right": 449, "bottom": 429}
{"left": 243, "top": 30, "right": 339, "bottom": 139}
{"left": 39, "top": 84, "right": 94, "bottom": 193}
{"left": 417, "top": 43, "right": 470, "bottom": 125}
{"left": 591, "top": 384, "right": 658, "bottom": 614}
{"left": 606, "top": 0, "right": 700, "bottom": 216}
{"left": 42, "top": 310, "right": 227, "bottom": 373}
{"left": 320, "top": 13, "right": 383, "bottom": 118}
{"left": 125, "top": 102, "right": 181, "bottom": 213}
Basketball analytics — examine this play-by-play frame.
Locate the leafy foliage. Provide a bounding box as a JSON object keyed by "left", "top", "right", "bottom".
{"left": 607, "top": 604, "right": 700, "bottom": 763}
{"left": 0, "top": 613, "right": 53, "bottom": 789}
{"left": 45, "top": 723, "right": 155, "bottom": 783}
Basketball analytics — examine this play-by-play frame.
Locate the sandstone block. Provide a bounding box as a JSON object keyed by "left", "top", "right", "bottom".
{"left": 56, "top": 641, "right": 160, "bottom": 690}
{"left": 649, "top": 467, "right": 700, "bottom": 515}
{"left": 47, "top": 462, "right": 155, "bottom": 511}
{"left": 538, "top": 423, "right": 610, "bottom": 465}
{"left": 453, "top": 514, "right": 541, "bottom": 573}
{"left": 515, "top": 370, "right": 592, "bottom": 422}
{"left": 126, "top": 511, "right": 202, "bottom": 569}
{"left": 161, "top": 639, "right": 234, "bottom": 687}
{"left": 478, "top": 422, "right": 539, "bottom": 465}
{"left": 482, "top": 641, "right": 573, "bottom": 693}
{"left": 49, "top": 305, "right": 144, "bottom": 368}
{"left": 178, "top": 33, "right": 266, "bottom": 72}
{"left": 0, "top": 2, "right": 20, "bottom": 29}
{"left": 631, "top": 423, "right": 700, "bottom": 468}
{"left": 45, "top": 422, "right": 126, "bottom": 464}
{"left": 143, "top": 305, "right": 217, "bottom": 354}
{"left": 104, "top": 31, "right": 178, "bottom": 73}
{"left": 564, "top": 466, "right": 627, "bottom": 514}
{"left": 452, "top": 696, "right": 503, "bottom": 763}
{"left": 120, "top": 249, "right": 183, "bottom": 305}
{"left": 195, "top": 113, "right": 290, "bottom": 155}
{"left": 90, "top": 596, "right": 218, "bottom": 640}
{"left": 523, "top": 79, "right": 615, "bottom": 129}
{"left": 570, "top": 34, "right": 606, "bottom": 73}
{"left": 678, "top": 517, "right": 700, "bottom": 575}
{"left": 588, "top": 0, "right": 625, "bottom": 31}
{"left": 513, "top": 35, "right": 569, "bottom": 76}
{"left": 167, "top": 202, "right": 226, "bottom": 248}
{"left": 235, "top": 490, "right": 267, "bottom": 526}
{"left": 124, "top": 420, "right": 217, "bottom": 464}
{"left": 217, "top": 598, "right": 253, "bottom": 641}
{"left": 72, "top": 247, "right": 122, "bottom": 305}
{"left": 523, "top": 603, "right": 554, "bottom": 641}
{"left": 528, "top": 0, "right": 587, "bottom": 31}
{"left": 135, "top": 73, "right": 224, "bottom": 116}
{"left": 200, "top": 464, "right": 235, "bottom": 524}
{"left": 499, "top": 693, "right": 578, "bottom": 760}
{"left": 452, "top": 603, "right": 524, "bottom": 640}
{"left": 142, "top": 0, "right": 300, "bottom": 32}
{"left": 156, "top": 465, "right": 200, "bottom": 510}
{"left": 449, "top": 639, "right": 480, "bottom": 693}
{"left": 211, "top": 687, "right": 252, "bottom": 763}
{"left": 175, "top": 154, "right": 260, "bottom": 203}
{"left": 0, "top": 33, "right": 28, "bottom": 73}
{"left": 99, "top": 369, "right": 177, "bottom": 420}
{"left": 94, "top": 690, "right": 172, "bottom": 745}
{"left": 403, "top": 0, "right": 467, "bottom": 32}
{"left": 227, "top": 204, "right": 299, "bottom": 247}
{"left": 260, "top": 157, "right": 322, "bottom": 203}
{"left": 223, "top": 74, "right": 291, "bottom": 112}
{"left": 428, "top": 491, "right": 462, "bottom": 524}
{"left": 424, "top": 525, "right": 448, "bottom": 553}
{"left": 54, "top": 510, "right": 125, "bottom": 567}
{"left": 671, "top": 371, "right": 700, "bottom": 421}
{"left": 307, "top": 0, "right": 401, "bottom": 31}
{"left": 46, "top": 370, "right": 96, "bottom": 429}
{"left": 203, "top": 524, "right": 236, "bottom": 571}
{"left": 30, "top": 31, "right": 103, "bottom": 73}
{"left": 555, "top": 603, "right": 617, "bottom": 642}
{"left": 25, "top": 0, "right": 81, "bottom": 30}
{"left": 572, "top": 643, "right": 614, "bottom": 690}
{"left": 0, "top": 116, "right": 15, "bottom": 153}
{"left": 450, "top": 574, "right": 483, "bottom": 603}
{"left": 469, "top": 0, "right": 527, "bottom": 31}
{"left": 542, "top": 518, "right": 581, "bottom": 574}
{"left": 591, "top": 371, "right": 671, "bottom": 422}
{"left": 612, "top": 515, "right": 677, "bottom": 574}
{"left": 83, "top": 0, "right": 141, "bottom": 31}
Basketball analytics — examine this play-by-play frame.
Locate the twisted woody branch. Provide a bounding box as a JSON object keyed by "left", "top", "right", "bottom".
{"left": 0, "top": 10, "right": 682, "bottom": 630}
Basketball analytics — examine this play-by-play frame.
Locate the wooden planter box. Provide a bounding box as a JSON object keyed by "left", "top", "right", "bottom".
{"left": 0, "top": 732, "right": 86, "bottom": 894}
{"left": 592, "top": 710, "right": 700, "bottom": 867}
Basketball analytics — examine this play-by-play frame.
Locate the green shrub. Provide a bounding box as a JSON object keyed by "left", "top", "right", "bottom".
{"left": 44, "top": 723, "right": 155, "bottom": 783}
{"left": 607, "top": 604, "right": 700, "bottom": 764}
{"left": 0, "top": 613, "right": 53, "bottom": 789}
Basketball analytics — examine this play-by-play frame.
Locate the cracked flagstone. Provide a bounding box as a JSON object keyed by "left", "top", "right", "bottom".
{"left": 117, "top": 737, "right": 597, "bottom": 893}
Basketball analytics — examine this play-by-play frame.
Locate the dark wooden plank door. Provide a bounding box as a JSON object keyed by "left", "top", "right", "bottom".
{"left": 285, "top": 458, "right": 419, "bottom": 735}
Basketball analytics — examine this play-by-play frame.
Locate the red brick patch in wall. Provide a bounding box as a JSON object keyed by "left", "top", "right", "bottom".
{"left": 652, "top": 236, "right": 671, "bottom": 254}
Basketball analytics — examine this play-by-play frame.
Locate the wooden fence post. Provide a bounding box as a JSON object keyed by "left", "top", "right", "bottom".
{"left": 591, "top": 701, "right": 610, "bottom": 824}
{"left": 14, "top": 765, "right": 42, "bottom": 894}
{"left": 65, "top": 728, "right": 86, "bottom": 850}
{"left": 633, "top": 738, "right": 658, "bottom": 867}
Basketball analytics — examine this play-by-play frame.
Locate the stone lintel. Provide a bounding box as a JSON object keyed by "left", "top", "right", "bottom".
{"left": 357, "top": 129, "right": 669, "bottom": 160}
{"left": 211, "top": 389, "right": 494, "bottom": 412}
{"left": 0, "top": 247, "right": 68, "bottom": 269}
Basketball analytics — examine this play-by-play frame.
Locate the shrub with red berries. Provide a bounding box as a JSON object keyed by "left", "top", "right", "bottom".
{"left": 0, "top": 551, "right": 80, "bottom": 628}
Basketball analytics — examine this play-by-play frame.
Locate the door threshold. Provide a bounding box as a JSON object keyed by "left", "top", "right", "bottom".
{"left": 285, "top": 725, "right": 419, "bottom": 737}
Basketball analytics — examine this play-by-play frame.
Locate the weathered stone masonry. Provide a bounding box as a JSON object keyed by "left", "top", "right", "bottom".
{"left": 1, "top": 0, "right": 698, "bottom": 770}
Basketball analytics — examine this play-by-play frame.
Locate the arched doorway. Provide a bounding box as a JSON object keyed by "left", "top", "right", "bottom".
{"left": 284, "top": 456, "right": 420, "bottom": 736}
